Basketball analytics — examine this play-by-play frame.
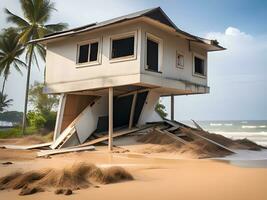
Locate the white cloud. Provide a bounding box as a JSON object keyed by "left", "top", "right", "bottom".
{"left": 172, "top": 27, "right": 267, "bottom": 120}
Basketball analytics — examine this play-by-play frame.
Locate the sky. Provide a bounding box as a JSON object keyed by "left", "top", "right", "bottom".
{"left": 0, "top": 0, "right": 266, "bottom": 120}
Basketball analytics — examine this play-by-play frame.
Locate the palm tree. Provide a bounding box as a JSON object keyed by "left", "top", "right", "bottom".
{"left": 0, "top": 92, "right": 13, "bottom": 112}
{"left": 0, "top": 28, "right": 27, "bottom": 95}
{"left": 5, "top": 0, "right": 68, "bottom": 133}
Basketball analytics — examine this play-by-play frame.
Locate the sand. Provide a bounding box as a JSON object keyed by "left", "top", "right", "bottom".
{"left": 0, "top": 143, "right": 267, "bottom": 200}
{"left": 0, "top": 131, "right": 267, "bottom": 200}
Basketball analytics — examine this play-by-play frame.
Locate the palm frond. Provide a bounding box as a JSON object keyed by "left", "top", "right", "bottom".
{"left": 20, "top": 0, "right": 35, "bottom": 23}
{"left": 44, "top": 23, "right": 68, "bottom": 34}
{"left": 4, "top": 8, "right": 30, "bottom": 28}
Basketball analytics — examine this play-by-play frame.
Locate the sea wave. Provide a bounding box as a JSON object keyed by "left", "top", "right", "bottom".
{"left": 242, "top": 125, "right": 267, "bottom": 129}
{"left": 210, "top": 123, "right": 222, "bottom": 126}
{"left": 224, "top": 123, "right": 233, "bottom": 126}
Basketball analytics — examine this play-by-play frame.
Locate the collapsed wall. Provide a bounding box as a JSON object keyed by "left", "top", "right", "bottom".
{"left": 51, "top": 90, "right": 162, "bottom": 149}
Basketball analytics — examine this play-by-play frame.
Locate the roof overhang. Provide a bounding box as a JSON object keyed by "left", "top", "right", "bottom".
{"left": 29, "top": 7, "right": 225, "bottom": 52}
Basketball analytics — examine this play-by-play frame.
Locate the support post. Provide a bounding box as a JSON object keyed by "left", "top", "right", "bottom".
{"left": 53, "top": 93, "right": 66, "bottom": 141}
{"left": 129, "top": 92, "right": 137, "bottom": 129}
{"left": 171, "top": 94, "right": 174, "bottom": 121}
{"left": 108, "top": 87, "right": 113, "bottom": 151}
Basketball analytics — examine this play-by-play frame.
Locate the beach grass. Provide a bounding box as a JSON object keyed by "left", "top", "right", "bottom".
{"left": 0, "top": 126, "right": 39, "bottom": 139}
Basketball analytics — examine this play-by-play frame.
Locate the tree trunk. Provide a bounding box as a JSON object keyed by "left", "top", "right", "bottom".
{"left": 1, "top": 76, "right": 7, "bottom": 95}
{"left": 22, "top": 47, "right": 34, "bottom": 134}
{"left": 0, "top": 76, "right": 7, "bottom": 106}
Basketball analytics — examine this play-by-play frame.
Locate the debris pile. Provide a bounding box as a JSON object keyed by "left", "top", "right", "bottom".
{"left": 0, "top": 162, "right": 133, "bottom": 196}
{"left": 134, "top": 123, "right": 264, "bottom": 158}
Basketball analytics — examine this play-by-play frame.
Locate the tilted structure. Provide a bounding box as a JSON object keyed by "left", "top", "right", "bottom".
{"left": 31, "top": 7, "right": 225, "bottom": 150}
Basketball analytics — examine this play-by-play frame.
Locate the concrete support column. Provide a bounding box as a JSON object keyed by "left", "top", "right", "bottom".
{"left": 108, "top": 87, "right": 113, "bottom": 151}
{"left": 171, "top": 94, "right": 174, "bottom": 121}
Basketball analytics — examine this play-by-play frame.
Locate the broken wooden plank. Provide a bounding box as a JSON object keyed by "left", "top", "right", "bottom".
{"left": 166, "top": 120, "right": 236, "bottom": 153}
{"left": 1, "top": 142, "right": 52, "bottom": 150}
{"left": 76, "top": 125, "right": 154, "bottom": 148}
{"left": 191, "top": 119, "right": 204, "bottom": 131}
{"left": 185, "top": 129, "right": 236, "bottom": 153}
{"left": 154, "top": 128, "right": 188, "bottom": 145}
{"left": 37, "top": 146, "right": 95, "bottom": 157}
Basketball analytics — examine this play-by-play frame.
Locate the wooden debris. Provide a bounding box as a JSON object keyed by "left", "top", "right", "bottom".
{"left": 37, "top": 146, "right": 95, "bottom": 157}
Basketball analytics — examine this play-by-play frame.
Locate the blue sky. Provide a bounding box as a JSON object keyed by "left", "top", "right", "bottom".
{"left": 0, "top": 0, "right": 266, "bottom": 120}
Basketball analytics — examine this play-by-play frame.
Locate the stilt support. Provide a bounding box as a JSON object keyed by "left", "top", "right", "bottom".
{"left": 108, "top": 87, "right": 113, "bottom": 151}
{"left": 171, "top": 94, "right": 174, "bottom": 121}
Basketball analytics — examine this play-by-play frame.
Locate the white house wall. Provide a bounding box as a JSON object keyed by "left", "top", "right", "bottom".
{"left": 139, "top": 22, "right": 208, "bottom": 86}
{"left": 138, "top": 90, "right": 162, "bottom": 125}
{"left": 75, "top": 95, "right": 108, "bottom": 143}
{"left": 45, "top": 21, "right": 142, "bottom": 93}
{"left": 45, "top": 20, "right": 209, "bottom": 94}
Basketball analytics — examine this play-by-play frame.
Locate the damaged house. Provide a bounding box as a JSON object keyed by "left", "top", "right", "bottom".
{"left": 30, "top": 7, "right": 226, "bottom": 152}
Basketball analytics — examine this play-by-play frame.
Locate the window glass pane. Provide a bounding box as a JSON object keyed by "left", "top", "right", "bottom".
{"left": 90, "top": 42, "right": 98, "bottom": 62}
{"left": 147, "top": 38, "right": 158, "bottom": 71}
{"left": 78, "top": 44, "right": 89, "bottom": 63}
{"left": 112, "top": 36, "right": 134, "bottom": 58}
{"left": 194, "top": 57, "right": 205, "bottom": 75}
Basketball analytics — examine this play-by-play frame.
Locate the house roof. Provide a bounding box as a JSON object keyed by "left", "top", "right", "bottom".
{"left": 30, "top": 7, "right": 225, "bottom": 51}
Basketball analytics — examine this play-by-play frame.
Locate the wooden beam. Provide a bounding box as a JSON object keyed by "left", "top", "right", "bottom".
{"left": 53, "top": 93, "right": 66, "bottom": 141}
{"left": 73, "top": 125, "right": 154, "bottom": 148}
{"left": 108, "top": 87, "right": 113, "bottom": 151}
{"left": 170, "top": 94, "right": 174, "bottom": 121}
{"left": 129, "top": 92, "right": 137, "bottom": 129}
{"left": 118, "top": 88, "right": 149, "bottom": 98}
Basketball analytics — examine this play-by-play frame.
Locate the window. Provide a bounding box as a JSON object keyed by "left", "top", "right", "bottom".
{"left": 194, "top": 56, "right": 205, "bottom": 76}
{"left": 77, "top": 41, "right": 99, "bottom": 64}
{"left": 111, "top": 36, "right": 134, "bottom": 59}
{"left": 177, "top": 53, "right": 184, "bottom": 68}
{"left": 145, "top": 33, "right": 162, "bottom": 73}
{"left": 147, "top": 39, "right": 159, "bottom": 72}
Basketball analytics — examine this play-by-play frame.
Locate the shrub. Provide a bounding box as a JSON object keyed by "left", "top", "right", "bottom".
{"left": 27, "top": 111, "right": 46, "bottom": 129}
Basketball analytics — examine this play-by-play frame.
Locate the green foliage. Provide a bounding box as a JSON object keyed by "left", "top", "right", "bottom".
{"left": 27, "top": 111, "right": 46, "bottom": 129}
{"left": 0, "top": 28, "right": 26, "bottom": 94}
{"left": 43, "top": 111, "right": 57, "bottom": 130}
{"left": 27, "top": 82, "right": 58, "bottom": 130}
{"left": 0, "top": 111, "right": 23, "bottom": 123}
{"left": 29, "top": 81, "right": 59, "bottom": 114}
{"left": 0, "top": 126, "right": 37, "bottom": 139}
{"left": 0, "top": 92, "right": 13, "bottom": 112}
{"left": 155, "top": 102, "right": 167, "bottom": 119}
{"left": 4, "top": 0, "right": 68, "bottom": 64}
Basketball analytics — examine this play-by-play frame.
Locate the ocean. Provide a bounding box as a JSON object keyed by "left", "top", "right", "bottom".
{"left": 183, "top": 120, "right": 267, "bottom": 147}
{"left": 1, "top": 120, "right": 267, "bottom": 147}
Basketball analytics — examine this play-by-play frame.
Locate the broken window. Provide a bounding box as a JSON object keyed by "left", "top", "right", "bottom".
{"left": 146, "top": 38, "right": 159, "bottom": 72}
{"left": 78, "top": 41, "right": 99, "bottom": 64}
{"left": 194, "top": 56, "right": 205, "bottom": 76}
{"left": 111, "top": 36, "right": 134, "bottom": 59}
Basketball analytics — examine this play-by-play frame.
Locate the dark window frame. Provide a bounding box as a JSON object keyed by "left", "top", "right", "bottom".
{"left": 77, "top": 39, "right": 100, "bottom": 66}
{"left": 110, "top": 32, "right": 137, "bottom": 62}
{"left": 145, "top": 33, "right": 162, "bottom": 73}
{"left": 193, "top": 53, "right": 206, "bottom": 77}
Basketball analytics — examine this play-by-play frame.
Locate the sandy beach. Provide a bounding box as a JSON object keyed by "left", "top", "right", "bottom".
{"left": 1, "top": 139, "right": 267, "bottom": 200}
